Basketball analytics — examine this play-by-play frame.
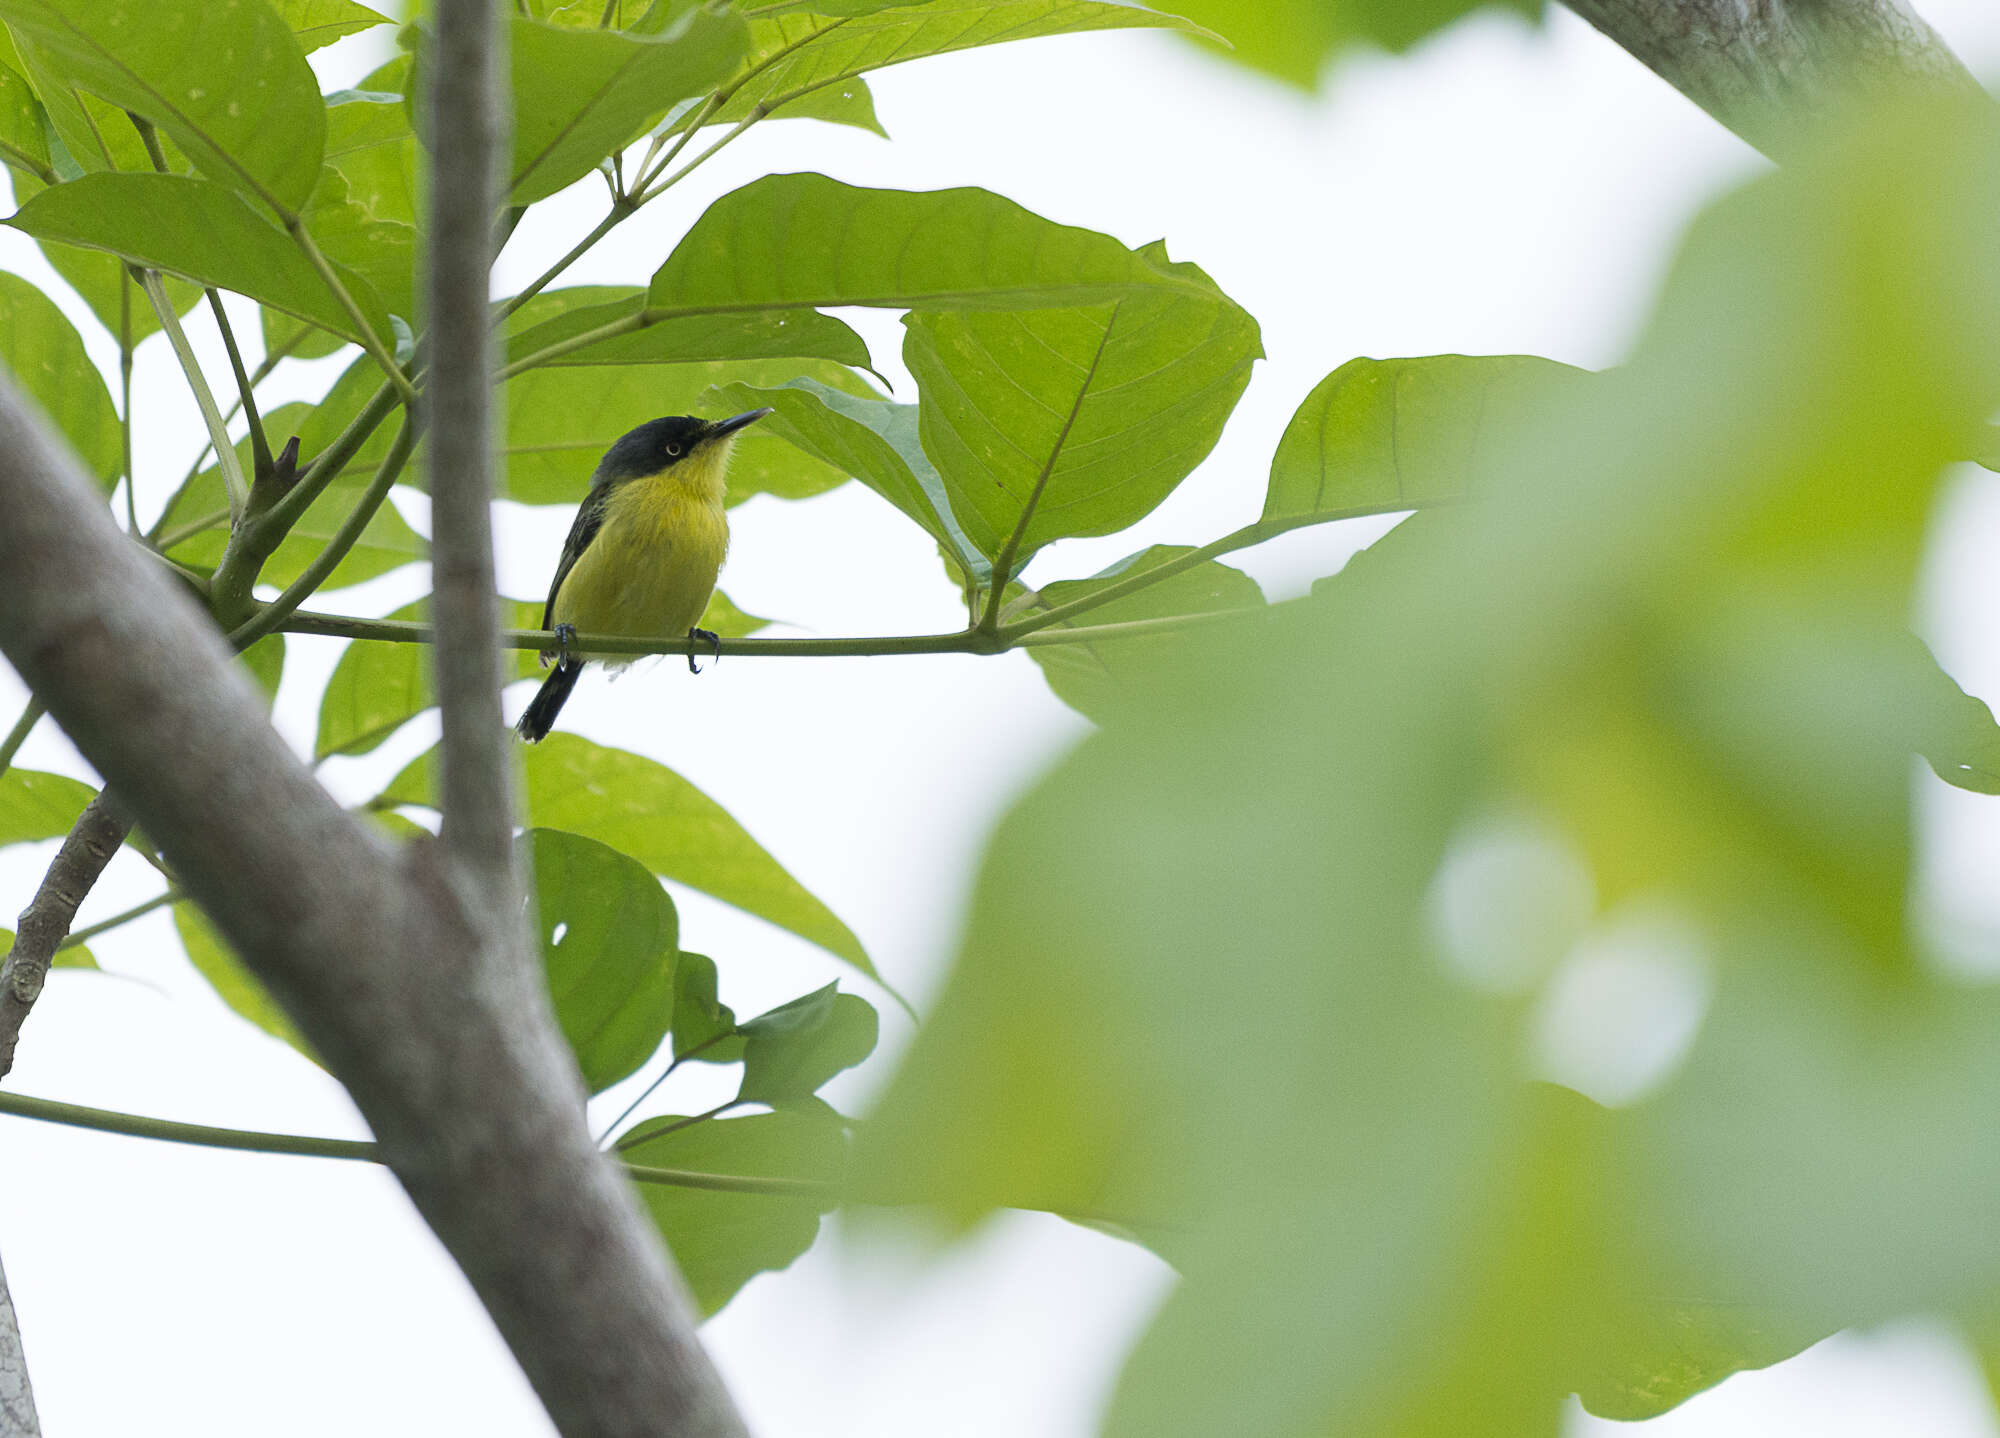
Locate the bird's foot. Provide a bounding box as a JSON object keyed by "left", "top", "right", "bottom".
{"left": 552, "top": 622, "right": 578, "bottom": 667}
{"left": 688, "top": 626, "right": 720, "bottom": 674}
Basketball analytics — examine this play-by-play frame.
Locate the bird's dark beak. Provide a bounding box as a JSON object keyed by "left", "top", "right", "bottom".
{"left": 705, "top": 408, "right": 774, "bottom": 442}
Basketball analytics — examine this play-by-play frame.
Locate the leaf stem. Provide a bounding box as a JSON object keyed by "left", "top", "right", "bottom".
{"left": 287, "top": 222, "right": 417, "bottom": 407}
{"left": 204, "top": 291, "right": 273, "bottom": 482}
{"left": 0, "top": 1089, "right": 826, "bottom": 1197}
{"left": 119, "top": 273, "right": 137, "bottom": 533}
{"left": 145, "top": 331, "right": 308, "bottom": 543}
{"left": 610, "top": 1099, "right": 744, "bottom": 1150}
{"left": 594, "top": 1028, "right": 738, "bottom": 1146}
{"left": 0, "top": 699, "right": 44, "bottom": 779}
{"left": 58, "top": 888, "right": 180, "bottom": 951}
{"left": 137, "top": 268, "right": 248, "bottom": 517}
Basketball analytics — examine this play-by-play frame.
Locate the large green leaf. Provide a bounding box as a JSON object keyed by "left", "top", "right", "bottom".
{"left": 274, "top": 0, "right": 389, "bottom": 53}
{"left": 707, "top": 377, "right": 988, "bottom": 586}
{"left": 324, "top": 82, "right": 414, "bottom": 227}
{"left": 1018, "top": 547, "right": 1266, "bottom": 724}
{"left": 380, "top": 734, "right": 878, "bottom": 981}
{"left": 737, "top": 984, "right": 878, "bottom": 1105}
{"left": 1264, "top": 353, "right": 1589, "bottom": 525}
{"left": 647, "top": 173, "right": 1218, "bottom": 318}
{"left": 905, "top": 244, "right": 1259, "bottom": 566}
{"left": 1163, "top": 0, "right": 1540, "bottom": 88}
{"left": 860, "top": 103, "right": 2000, "bottom": 1433}
{"left": 5, "top": 172, "right": 393, "bottom": 344}
{"left": 0, "top": 270, "right": 119, "bottom": 488}
{"left": 4, "top": 170, "right": 201, "bottom": 344}
{"left": 172, "top": 900, "right": 314, "bottom": 1059}
{"left": 620, "top": 1108, "right": 845, "bottom": 1315}
{"left": 299, "top": 164, "right": 415, "bottom": 323}
{"left": 530, "top": 828, "right": 680, "bottom": 1094}
{"left": 508, "top": 7, "right": 747, "bottom": 204}
{"left": 0, "top": 766, "right": 94, "bottom": 848}
{"left": 0, "top": 59, "right": 48, "bottom": 178}
{"left": 706, "top": 1, "right": 1215, "bottom": 126}
{"left": 315, "top": 592, "right": 765, "bottom": 759}
{"left": 0, "top": 0, "right": 327, "bottom": 214}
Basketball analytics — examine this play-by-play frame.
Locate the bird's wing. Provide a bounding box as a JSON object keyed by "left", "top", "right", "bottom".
{"left": 541, "top": 483, "right": 615, "bottom": 633}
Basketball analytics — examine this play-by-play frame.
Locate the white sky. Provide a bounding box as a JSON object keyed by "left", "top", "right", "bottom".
{"left": 5, "top": 4, "right": 2000, "bottom": 1435}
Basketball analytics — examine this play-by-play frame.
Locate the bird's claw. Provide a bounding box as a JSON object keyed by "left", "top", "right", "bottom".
{"left": 552, "top": 621, "right": 578, "bottom": 667}
{"left": 688, "top": 626, "right": 720, "bottom": 674}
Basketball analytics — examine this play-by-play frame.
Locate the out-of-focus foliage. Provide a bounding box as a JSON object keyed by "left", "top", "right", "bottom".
{"left": 1166, "top": 0, "right": 1543, "bottom": 88}
{"left": 862, "top": 101, "right": 2000, "bottom": 1434}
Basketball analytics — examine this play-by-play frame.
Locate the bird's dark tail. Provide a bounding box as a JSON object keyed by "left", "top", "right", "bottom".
{"left": 516, "top": 659, "right": 582, "bottom": 743}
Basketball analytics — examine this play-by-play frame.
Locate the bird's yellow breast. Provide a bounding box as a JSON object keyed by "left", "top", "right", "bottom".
{"left": 552, "top": 454, "right": 730, "bottom": 663}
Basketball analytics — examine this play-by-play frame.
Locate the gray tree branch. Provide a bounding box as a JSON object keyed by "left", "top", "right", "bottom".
{"left": 0, "top": 794, "right": 130, "bottom": 1080}
{"left": 0, "top": 1247, "right": 37, "bottom": 1438}
{"left": 1560, "top": 0, "right": 1992, "bottom": 158}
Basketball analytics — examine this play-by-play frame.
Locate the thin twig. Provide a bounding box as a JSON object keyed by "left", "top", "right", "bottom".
{"left": 0, "top": 703, "right": 43, "bottom": 781}
{"left": 205, "top": 292, "right": 273, "bottom": 483}
{"left": 137, "top": 270, "right": 247, "bottom": 517}
{"left": 0, "top": 795, "right": 130, "bottom": 1081}
{"left": 57, "top": 888, "right": 179, "bottom": 952}
{"left": 594, "top": 1029, "right": 738, "bottom": 1146}
{"left": 287, "top": 223, "right": 417, "bottom": 407}
{"left": 118, "top": 274, "right": 136, "bottom": 534}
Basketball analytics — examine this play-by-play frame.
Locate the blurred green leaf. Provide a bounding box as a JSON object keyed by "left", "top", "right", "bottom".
{"left": 1018, "top": 546, "right": 1265, "bottom": 724}
{"left": 1265, "top": 353, "right": 1589, "bottom": 525}
{"left": 274, "top": 0, "right": 390, "bottom": 52}
{"left": 621, "top": 1108, "right": 844, "bottom": 1314}
{"left": 0, "top": 767, "right": 94, "bottom": 848}
{"left": 648, "top": 173, "right": 1219, "bottom": 319}
{"left": 0, "top": 60, "right": 48, "bottom": 178}
{"left": 1915, "top": 644, "right": 2000, "bottom": 795}
{"left": 906, "top": 244, "right": 1259, "bottom": 566}
{"left": 0, "top": 270, "right": 119, "bottom": 488}
{"left": 0, "top": 925, "right": 95, "bottom": 971}
{"left": 0, "top": 0, "right": 327, "bottom": 213}
{"left": 706, "top": 1, "right": 1216, "bottom": 127}
{"left": 707, "top": 377, "right": 989, "bottom": 586}
{"left": 172, "top": 900, "right": 315, "bottom": 1060}
{"left": 530, "top": 828, "right": 680, "bottom": 1094}
{"left": 738, "top": 984, "right": 878, "bottom": 1104}
{"left": 670, "top": 951, "right": 744, "bottom": 1063}
{"left": 5, "top": 173, "right": 394, "bottom": 344}
{"left": 380, "top": 734, "right": 880, "bottom": 982}
{"left": 508, "top": 7, "right": 747, "bottom": 204}
{"left": 239, "top": 633, "right": 285, "bottom": 711}
{"left": 1164, "top": 0, "right": 1540, "bottom": 88}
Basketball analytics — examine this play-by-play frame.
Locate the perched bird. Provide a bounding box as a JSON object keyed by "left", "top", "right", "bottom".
{"left": 516, "top": 409, "right": 772, "bottom": 743}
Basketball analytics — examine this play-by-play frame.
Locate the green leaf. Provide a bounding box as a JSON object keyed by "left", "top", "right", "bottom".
{"left": 5, "top": 172, "right": 394, "bottom": 344}
{"left": 1162, "top": 0, "right": 1540, "bottom": 88}
{"left": 0, "top": 59, "right": 49, "bottom": 178}
{"left": 648, "top": 172, "right": 1218, "bottom": 318}
{"left": 0, "top": 0, "right": 328, "bottom": 214}
{"left": 301, "top": 164, "right": 415, "bottom": 322}
{"left": 620, "top": 1108, "right": 844, "bottom": 1315}
{"left": 260, "top": 305, "right": 349, "bottom": 361}
{"left": 161, "top": 401, "right": 423, "bottom": 591}
{"left": 1019, "top": 547, "right": 1265, "bottom": 724}
{"left": 3, "top": 171, "right": 202, "bottom": 345}
{"left": 380, "top": 734, "right": 880, "bottom": 981}
{"left": 274, "top": 0, "right": 390, "bottom": 53}
{"left": 239, "top": 633, "right": 285, "bottom": 710}
{"left": 1916, "top": 644, "right": 2000, "bottom": 795}
{"left": 324, "top": 84, "right": 415, "bottom": 227}
{"left": 670, "top": 951, "right": 743, "bottom": 1063}
{"left": 0, "top": 767, "right": 94, "bottom": 848}
{"left": 508, "top": 291, "right": 874, "bottom": 375}
{"left": 707, "top": 1, "right": 1216, "bottom": 127}
{"left": 707, "top": 377, "right": 988, "bottom": 586}
{"left": 172, "top": 900, "right": 314, "bottom": 1059}
{"left": 738, "top": 984, "right": 878, "bottom": 1105}
{"left": 508, "top": 7, "right": 747, "bottom": 204}
{"left": 1264, "top": 353, "right": 1589, "bottom": 525}
{"left": 530, "top": 828, "right": 680, "bottom": 1094}
{"left": 905, "top": 244, "right": 1260, "bottom": 566}
{"left": 0, "top": 925, "right": 96, "bottom": 971}
{"left": 0, "top": 270, "right": 119, "bottom": 488}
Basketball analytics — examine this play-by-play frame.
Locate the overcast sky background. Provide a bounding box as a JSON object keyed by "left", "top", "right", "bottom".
{"left": 5, "top": 3, "right": 2000, "bottom": 1434}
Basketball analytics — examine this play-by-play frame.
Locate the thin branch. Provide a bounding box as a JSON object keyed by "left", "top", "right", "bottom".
{"left": 205, "top": 292, "right": 273, "bottom": 483}
{"left": 281, "top": 610, "right": 998, "bottom": 656}
{"left": 287, "top": 223, "right": 418, "bottom": 407}
{"left": 610, "top": 1100, "right": 744, "bottom": 1150}
{"left": 1558, "top": 0, "right": 1993, "bottom": 160}
{"left": 0, "top": 795, "right": 130, "bottom": 1081}
{"left": 494, "top": 200, "right": 633, "bottom": 324}
{"left": 0, "top": 1089, "right": 830, "bottom": 1198}
{"left": 137, "top": 270, "right": 248, "bottom": 517}
{"left": 118, "top": 274, "right": 136, "bottom": 534}
{"left": 0, "top": 1245, "right": 37, "bottom": 1438}
{"left": 58, "top": 888, "right": 179, "bottom": 952}
{"left": 594, "top": 1029, "right": 738, "bottom": 1145}
{"left": 428, "top": 0, "right": 520, "bottom": 885}
{"left": 143, "top": 334, "right": 304, "bottom": 545}
{"left": 0, "top": 703, "right": 43, "bottom": 781}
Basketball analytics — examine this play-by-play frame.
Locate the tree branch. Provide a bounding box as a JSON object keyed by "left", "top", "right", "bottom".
{"left": 0, "top": 367, "right": 744, "bottom": 1438}
{"left": 0, "top": 794, "right": 130, "bottom": 1081}
{"left": 1559, "top": 0, "right": 1993, "bottom": 159}
{"left": 0, "top": 1245, "right": 37, "bottom": 1438}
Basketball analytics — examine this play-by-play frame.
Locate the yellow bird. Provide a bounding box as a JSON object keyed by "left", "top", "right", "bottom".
{"left": 516, "top": 409, "right": 772, "bottom": 743}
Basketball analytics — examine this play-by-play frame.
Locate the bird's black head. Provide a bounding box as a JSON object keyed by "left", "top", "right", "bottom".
{"left": 590, "top": 410, "right": 773, "bottom": 487}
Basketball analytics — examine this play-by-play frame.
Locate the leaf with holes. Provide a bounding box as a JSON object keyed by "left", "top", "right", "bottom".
{"left": 905, "top": 244, "right": 1259, "bottom": 568}
{"left": 530, "top": 828, "right": 680, "bottom": 1094}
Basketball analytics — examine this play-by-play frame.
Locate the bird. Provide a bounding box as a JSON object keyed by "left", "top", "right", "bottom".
{"left": 515, "top": 409, "right": 772, "bottom": 743}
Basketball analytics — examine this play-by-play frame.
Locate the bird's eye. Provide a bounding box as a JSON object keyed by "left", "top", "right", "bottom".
{"left": 665, "top": 443, "right": 682, "bottom": 458}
